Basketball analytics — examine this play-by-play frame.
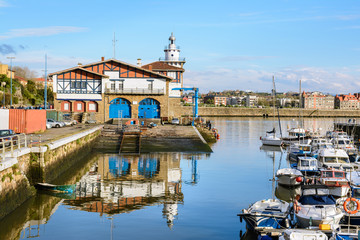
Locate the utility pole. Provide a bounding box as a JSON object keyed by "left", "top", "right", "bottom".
{"left": 7, "top": 57, "right": 15, "bottom": 106}
{"left": 112, "top": 32, "right": 117, "bottom": 59}
{"left": 44, "top": 54, "right": 47, "bottom": 109}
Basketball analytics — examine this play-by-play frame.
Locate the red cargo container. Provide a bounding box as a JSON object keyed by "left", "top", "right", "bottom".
{"left": 9, "top": 109, "right": 46, "bottom": 134}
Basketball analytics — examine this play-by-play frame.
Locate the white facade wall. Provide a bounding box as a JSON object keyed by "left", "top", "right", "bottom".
{"left": 169, "top": 82, "right": 181, "bottom": 97}
{"left": 56, "top": 93, "right": 102, "bottom": 100}
{"left": 0, "top": 109, "right": 9, "bottom": 129}
{"left": 104, "top": 78, "right": 166, "bottom": 91}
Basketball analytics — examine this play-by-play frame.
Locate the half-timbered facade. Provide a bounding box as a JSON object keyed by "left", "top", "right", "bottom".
{"left": 50, "top": 58, "right": 178, "bottom": 122}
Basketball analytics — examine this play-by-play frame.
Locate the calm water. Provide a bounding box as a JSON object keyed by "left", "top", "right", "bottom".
{"left": 0, "top": 117, "right": 349, "bottom": 240}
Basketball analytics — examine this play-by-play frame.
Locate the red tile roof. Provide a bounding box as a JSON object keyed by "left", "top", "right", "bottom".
{"left": 142, "top": 61, "right": 184, "bottom": 71}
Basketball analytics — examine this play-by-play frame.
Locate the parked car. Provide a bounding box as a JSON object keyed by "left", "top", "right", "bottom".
{"left": 0, "top": 129, "right": 18, "bottom": 147}
{"left": 47, "top": 119, "right": 65, "bottom": 128}
{"left": 171, "top": 118, "right": 180, "bottom": 125}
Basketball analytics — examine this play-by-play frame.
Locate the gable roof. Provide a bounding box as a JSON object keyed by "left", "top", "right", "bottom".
{"left": 49, "top": 66, "right": 109, "bottom": 78}
{"left": 142, "top": 61, "right": 184, "bottom": 71}
{"left": 50, "top": 58, "right": 173, "bottom": 81}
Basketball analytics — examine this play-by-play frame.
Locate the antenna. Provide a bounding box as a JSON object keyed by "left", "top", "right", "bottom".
{"left": 112, "top": 32, "right": 118, "bottom": 59}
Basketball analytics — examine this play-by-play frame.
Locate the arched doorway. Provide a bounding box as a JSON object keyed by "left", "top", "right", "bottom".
{"left": 109, "top": 98, "right": 131, "bottom": 118}
{"left": 138, "top": 98, "right": 160, "bottom": 118}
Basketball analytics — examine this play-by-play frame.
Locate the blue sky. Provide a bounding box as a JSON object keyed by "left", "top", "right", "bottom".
{"left": 0, "top": 0, "right": 360, "bottom": 94}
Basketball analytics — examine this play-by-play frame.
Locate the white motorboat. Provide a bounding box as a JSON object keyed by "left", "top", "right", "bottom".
{"left": 332, "top": 137, "right": 358, "bottom": 155}
{"left": 317, "top": 148, "right": 353, "bottom": 171}
{"left": 294, "top": 156, "right": 319, "bottom": 176}
{"left": 276, "top": 168, "right": 303, "bottom": 186}
{"left": 295, "top": 186, "right": 344, "bottom": 228}
{"left": 238, "top": 199, "right": 290, "bottom": 230}
{"left": 319, "top": 169, "right": 350, "bottom": 198}
{"left": 279, "top": 229, "right": 328, "bottom": 240}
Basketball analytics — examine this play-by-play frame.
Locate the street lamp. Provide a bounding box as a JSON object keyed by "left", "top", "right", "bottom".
{"left": 7, "top": 57, "right": 15, "bottom": 106}
{"left": 1, "top": 82, "right": 6, "bottom": 108}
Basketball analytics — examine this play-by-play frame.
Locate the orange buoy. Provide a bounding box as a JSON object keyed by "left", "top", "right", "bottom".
{"left": 343, "top": 197, "right": 360, "bottom": 214}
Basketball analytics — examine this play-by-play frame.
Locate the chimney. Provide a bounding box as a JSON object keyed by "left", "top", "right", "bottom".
{"left": 137, "top": 58, "right": 142, "bottom": 67}
{"left": 101, "top": 56, "right": 105, "bottom": 61}
{"left": 149, "top": 64, "right": 152, "bottom": 71}
{"left": 78, "top": 63, "right": 82, "bottom": 66}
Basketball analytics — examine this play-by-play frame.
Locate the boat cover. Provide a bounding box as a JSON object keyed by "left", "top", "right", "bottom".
{"left": 299, "top": 195, "right": 336, "bottom": 205}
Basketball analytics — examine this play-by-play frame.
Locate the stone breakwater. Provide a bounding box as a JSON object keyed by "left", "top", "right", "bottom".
{"left": 178, "top": 106, "right": 360, "bottom": 117}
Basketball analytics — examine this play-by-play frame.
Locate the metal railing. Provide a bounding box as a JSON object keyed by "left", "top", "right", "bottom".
{"left": 158, "top": 57, "right": 186, "bottom": 62}
{"left": 0, "top": 134, "right": 27, "bottom": 159}
{"left": 105, "top": 88, "right": 165, "bottom": 95}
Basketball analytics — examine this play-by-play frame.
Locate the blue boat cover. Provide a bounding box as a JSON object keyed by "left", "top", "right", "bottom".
{"left": 299, "top": 195, "right": 336, "bottom": 205}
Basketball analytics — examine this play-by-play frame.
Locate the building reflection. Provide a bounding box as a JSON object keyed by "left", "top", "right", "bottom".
{"left": 63, "top": 153, "right": 184, "bottom": 229}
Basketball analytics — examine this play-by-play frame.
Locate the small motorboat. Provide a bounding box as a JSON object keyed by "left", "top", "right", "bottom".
{"left": 238, "top": 199, "right": 290, "bottom": 231}
{"left": 276, "top": 168, "right": 303, "bottom": 186}
{"left": 35, "top": 183, "right": 76, "bottom": 193}
{"left": 292, "top": 156, "right": 319, "bottom": 176}
{"left": 288, "top": 143, "right": 312, "bottom": 162}
{"left": 317, "top": 148, "right": 353, "bottom": 171}
{"left": 295, "top": 185, "right": 344, "bottom": 228}
{"left": 279, "top": 229, "right": 328, "bottom": 240}
{"left": 319, "top": 169, "right": 350, "bottom": 198}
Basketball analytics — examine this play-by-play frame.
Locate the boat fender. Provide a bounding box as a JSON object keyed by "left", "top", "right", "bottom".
{"left": 343, "top": 197, "right": 360, "bottom": 214}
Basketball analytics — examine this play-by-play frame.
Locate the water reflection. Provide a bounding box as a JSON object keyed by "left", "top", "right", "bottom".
{"left": 63, "top": 153, "right": 184, "bottom": 229}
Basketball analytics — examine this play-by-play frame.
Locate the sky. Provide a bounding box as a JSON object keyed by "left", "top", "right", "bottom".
{"left": 0, "top": 0, "right": 360, "bottom": 94}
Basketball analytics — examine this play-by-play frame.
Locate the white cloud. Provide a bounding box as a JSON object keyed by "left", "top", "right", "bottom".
{"left": 0, "top": 50, "right": 95, "bottom": 76}
{"left": 0, "top": 0, "right": 9, "bottom": 7}
{"left": 0, "top": 26, "right": 88, "bottom": 39}
{"left": 184, "top": 66, "right": 360, "bottom": 94}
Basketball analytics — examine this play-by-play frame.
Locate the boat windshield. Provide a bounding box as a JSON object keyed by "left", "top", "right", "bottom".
{"left": 334, "top": 172, "right": 345, "bottom": 178}
{"left": 299, "top": 195, "right": 336, "bottom": 205}
{"left": 322, "top": 171, "right": 334, "bottom": 178}
{"left": 338, "top": 157, "right": 349, "bottom": 163}
{"left": 324, "top": 157, "right": 337, "bottom": 163}
{"left": 300, "top": 160, "right": 317, "bottom": 167}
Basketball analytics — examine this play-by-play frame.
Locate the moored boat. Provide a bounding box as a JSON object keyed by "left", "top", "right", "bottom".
{"left": 295, "top": 185, "right": 344, "bottom": 228}
{"left": 276, "top": 168, "right": 303, "bottom": 186}
{"left": 319, "top": 169, "right": 350, "bottom": 198}
{"left": 238, "top": 199, "right": 290, "bottom": 231}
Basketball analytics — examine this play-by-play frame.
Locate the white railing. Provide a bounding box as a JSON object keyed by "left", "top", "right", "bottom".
{"left": 0, "top": 133, "right": 27, "bottom": 159}
{"left": 105, "top": 88, "right": 165, "bottom": 95}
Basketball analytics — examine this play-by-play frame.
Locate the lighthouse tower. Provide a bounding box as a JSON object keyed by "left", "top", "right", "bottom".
{"left": 163, "top": 33, "right": 185, "bottom": 68}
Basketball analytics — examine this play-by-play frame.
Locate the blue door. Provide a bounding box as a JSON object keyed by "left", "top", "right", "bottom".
{"left": 138, "top": 158, "right": 159, "bottom": 178}
{"left": 109, "top": 98, "right": 131, "bottom": 118}
{"left": 138, "top": 98, "right": 160, "bottom": 118}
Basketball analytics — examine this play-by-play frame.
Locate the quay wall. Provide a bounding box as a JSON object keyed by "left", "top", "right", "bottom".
{"left": 177, "top": 106, "right": 360, "bottom": 117}
{"left": 0, "top": 126, "right": 102, "bottom": 220}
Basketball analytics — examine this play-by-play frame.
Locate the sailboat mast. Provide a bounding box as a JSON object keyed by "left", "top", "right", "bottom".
{"left": 299, "top": 79, "right": 302, "bottom": 128}
{"left": 272, "top": 76, "right": 276, "bottom": 128}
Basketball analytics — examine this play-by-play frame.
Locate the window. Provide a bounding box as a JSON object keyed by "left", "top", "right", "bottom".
{"left": 148, "top": 81, "right": 153, "bottom": 90}
{"left": 77, "top": 103, "right": 82, "bottom": 110}
{"left": 71, "top": 82, "right": 76, "bottom": 88}
{"left": 82, "top": 82, "right": 86, "bottom": 89}
{"left": 119, "top": 82, "right": 124, "bottom": 90}
{"left": 64, "top": 103, "right": 69, "bottom": 111}
{"left": 89, "top": 103, "right": 96, "bottom": 111}
{"left": 111, "top": 83, "right": 115, "bottom": 90}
